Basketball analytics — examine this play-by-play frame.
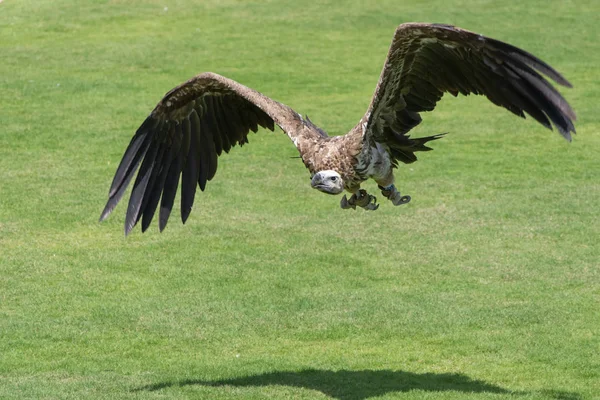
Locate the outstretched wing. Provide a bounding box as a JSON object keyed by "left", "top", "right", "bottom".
{"left": 100, "top": 72, "right": 304, "bottom": 235}
{"left": 359, "top": 23, "right": 576, "bottom": 163}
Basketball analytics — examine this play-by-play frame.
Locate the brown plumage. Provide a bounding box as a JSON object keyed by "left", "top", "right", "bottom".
{"left": 100, "top": 23, "right": 576, "bottom": 234}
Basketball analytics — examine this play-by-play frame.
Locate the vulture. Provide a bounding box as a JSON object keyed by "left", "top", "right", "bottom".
{"left": 100, "top": 23, "right": 576, "bottom": 235}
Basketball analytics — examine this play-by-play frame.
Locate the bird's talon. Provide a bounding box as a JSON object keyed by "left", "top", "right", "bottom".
{"left": 392, "top": 194, "right": 411, "bottom": 206}
{"left": 365, "top": 202, "right": 379, "bottom": 211}
{"left": 340, "top": 194, "right": 356, "bottom": 210}
{"left": 361, "top": 194, "right": 379, "bottom": 211}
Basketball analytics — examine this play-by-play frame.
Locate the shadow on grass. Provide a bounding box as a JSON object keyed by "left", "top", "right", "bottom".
{"left": 136, "top": 368, "right": 575, "bottom": 399}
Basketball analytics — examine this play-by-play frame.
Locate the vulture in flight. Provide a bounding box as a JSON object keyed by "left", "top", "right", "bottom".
{"left": 100, "top": 23, "right": 576, "bottom": 235}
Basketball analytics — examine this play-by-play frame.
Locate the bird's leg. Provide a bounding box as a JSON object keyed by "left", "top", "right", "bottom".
{"left": 379, "top": 184, "right": 411, "bottom": 206}
{"left": 340, "top": 189, "right": 379, "bottom": 211}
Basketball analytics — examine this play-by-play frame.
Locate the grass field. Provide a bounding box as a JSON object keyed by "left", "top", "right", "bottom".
{"left": 1, "top": 0, "right": 599, "bottom": 399}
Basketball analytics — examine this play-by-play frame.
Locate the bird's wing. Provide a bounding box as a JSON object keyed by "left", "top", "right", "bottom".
{"left": 100, "top": 72, "right": 305, "bottom": 234}
{"left": 358, "top": 23, "right": 576, "bottom": 163}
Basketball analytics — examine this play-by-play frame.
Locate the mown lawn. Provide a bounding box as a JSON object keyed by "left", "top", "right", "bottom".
{"left": 1, "top": 0, "right": 599, "bottom": 399}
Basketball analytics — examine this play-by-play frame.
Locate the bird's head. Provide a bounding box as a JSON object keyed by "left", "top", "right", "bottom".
{"left": 311, "top": 170, "right": 344, "bottom": 195}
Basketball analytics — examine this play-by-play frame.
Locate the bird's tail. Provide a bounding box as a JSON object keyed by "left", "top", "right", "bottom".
{"left": 390, "top": 132, "right": 446, "bottom": 164}
{"left": 408, "top": 132, "right": 446, "bottom": 151}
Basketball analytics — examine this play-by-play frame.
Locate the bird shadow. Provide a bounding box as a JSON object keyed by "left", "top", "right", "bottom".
{"left": 135, "top": 368, "right": 581, "bottom": 399}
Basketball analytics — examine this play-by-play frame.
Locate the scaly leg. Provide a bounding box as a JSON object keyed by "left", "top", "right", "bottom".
{"left": 340, "top": 189, "right": 379, "bottom": 210}
{"left": 378, "top": 184, "right": 411, "bottom": 206}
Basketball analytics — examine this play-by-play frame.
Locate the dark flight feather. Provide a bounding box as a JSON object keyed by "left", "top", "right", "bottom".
{"left": 140, "top": 124, "right": 180, "bottom": 232}
{"left": 136, "top": 138, "right": 168, "bottom": 226}
{"left": 140, "top": 156, "right": 169, "bottom": 232}
{"left": 220, "top": 96, "right": 245, "bottom": 144}
{"left": 203, "top": 96, "right": 224, "bottom": 156}
{"left": 124, "top": 138, "right": 160, "bottom": 235}
{"left": 107, "top": 117, "right": 158, "bottom": 198}
{"left": 159, "top": 153, "right": 183, "bottom": 231}
{"left": 180, "top": 118, "right": 198, "bottom": 224}
{"left": 191, "top": 109, "right": 209, "bottom": 191}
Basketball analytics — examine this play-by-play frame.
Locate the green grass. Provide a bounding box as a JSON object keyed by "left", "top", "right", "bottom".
{"left": 1, "top": 0, "right": 599, "bottom": 399}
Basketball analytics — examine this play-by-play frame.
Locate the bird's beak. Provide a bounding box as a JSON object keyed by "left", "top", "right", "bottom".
{"left": 310, "top": 174, "right": 322, "bottom": 189}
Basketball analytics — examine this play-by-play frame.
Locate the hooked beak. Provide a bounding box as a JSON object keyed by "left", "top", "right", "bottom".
{"left": 310, "top": 174, "right": 322, "bottom": 189}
